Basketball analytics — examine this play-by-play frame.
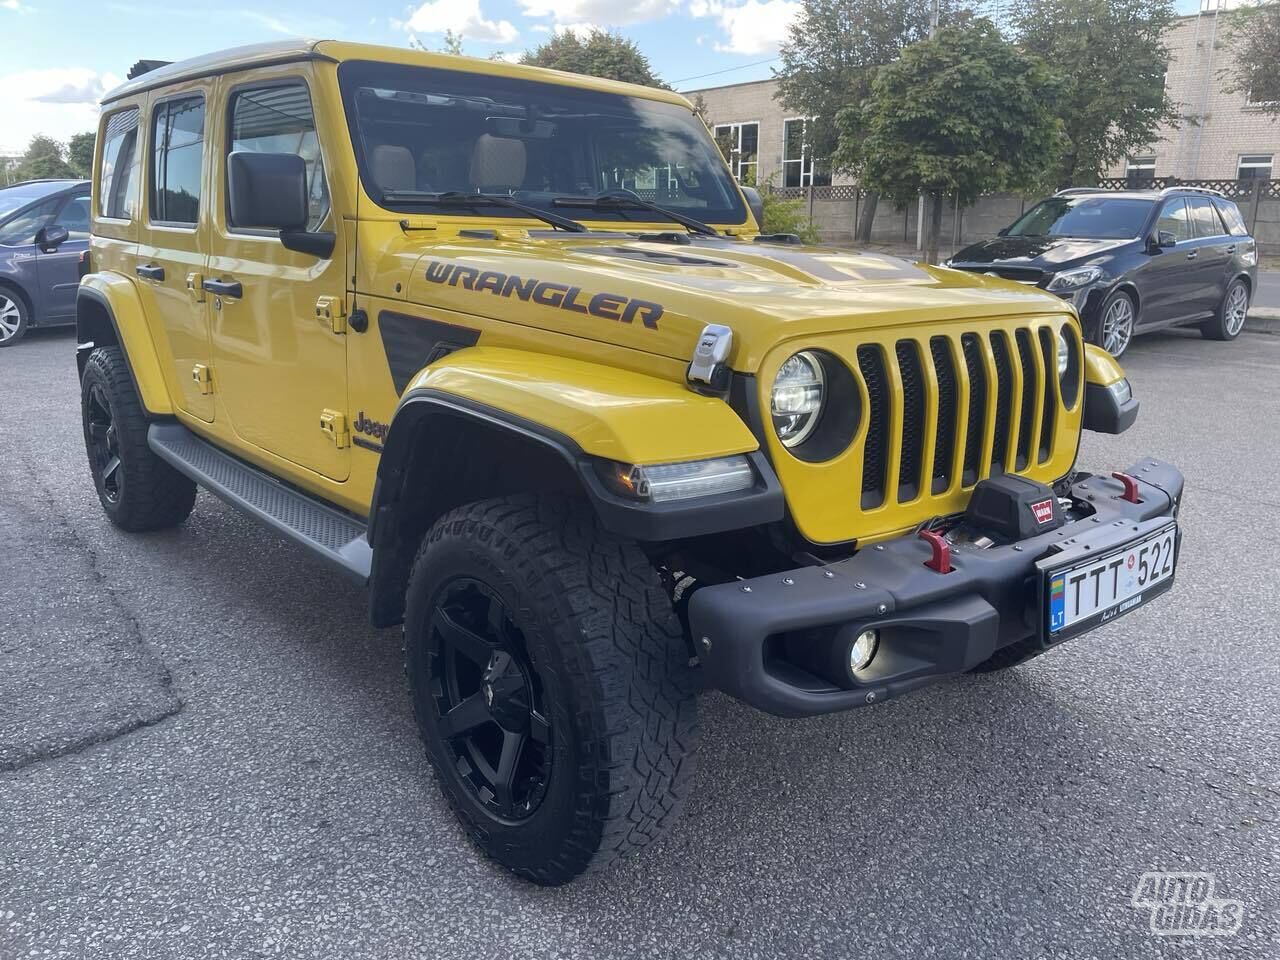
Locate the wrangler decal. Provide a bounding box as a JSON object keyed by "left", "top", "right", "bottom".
{"left": 423, "top": 260, "right": 664, "bottom": 329}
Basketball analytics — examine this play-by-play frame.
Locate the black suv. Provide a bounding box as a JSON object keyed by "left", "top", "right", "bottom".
{"left": 947, "top": 187, "right": 1258, "bottom": 357}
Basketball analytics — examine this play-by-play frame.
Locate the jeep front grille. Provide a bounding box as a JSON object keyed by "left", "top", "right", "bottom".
{"left": 762, "top": 317, "right": 1084, "bottom": 545}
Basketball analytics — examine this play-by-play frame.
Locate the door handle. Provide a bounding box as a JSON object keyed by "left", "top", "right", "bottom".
{"left": 1226, "top": 245, "right": 1236, "bottom": 254}
{"left": 202, "top": 278, "right": 243, "bottom": 298}
{"left": 136, "top": 263, "right": 165, "bottom": 281}
{"left": 1185, "top": 250, "right": 1198, "bottom": 260}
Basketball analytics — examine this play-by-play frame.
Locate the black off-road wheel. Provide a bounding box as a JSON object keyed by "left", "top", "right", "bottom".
{"left": 1200, "top": 278, "right": 1249, "bottom": 342}
{"left": 405, "top": 496, "right": 699, "bottom": 885}
{"left": 80, "top": 346, "right": 197, "bottom": 531}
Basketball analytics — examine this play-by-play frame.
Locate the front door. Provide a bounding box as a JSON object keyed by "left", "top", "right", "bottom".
{"left": 35, "top": 189, "right": 91, "bottom": 321}
{"left": 207, "top": 72, "right": 349, "bottom": 482}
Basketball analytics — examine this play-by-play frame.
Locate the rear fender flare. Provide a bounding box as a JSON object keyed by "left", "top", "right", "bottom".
{"left": 76, "top": 274, "right": 172, "bottom": 416}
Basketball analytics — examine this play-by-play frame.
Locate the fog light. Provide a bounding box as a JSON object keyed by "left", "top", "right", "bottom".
{"left": 849, "top": 629, "right": 879, "bottom": 673}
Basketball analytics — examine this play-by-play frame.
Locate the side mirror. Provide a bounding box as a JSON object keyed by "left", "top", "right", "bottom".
{"left": 740, "top": 185, "right": 765, "bottom": 231}
{"left": 35, "top": 223, "right": 69, "bottom": 252}
{"left": 228, "top": 151, "right": 335, "bottom": 258}
{"left": 1150, "top": 230, "right": 1177, "bottom": 250}
{"left": 997, "top": 227, "right": 1009, "bottom": 237}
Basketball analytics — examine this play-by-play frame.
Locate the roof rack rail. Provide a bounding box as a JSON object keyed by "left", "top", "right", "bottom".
{"left": 1053, "top": 187, "right": 1104, "bottom": 197}
{"left": 126, "top": 59, "right": 172, "bottom": 80}
{"left": 1158, "top": 185, "right": 1225, "bottom": 198}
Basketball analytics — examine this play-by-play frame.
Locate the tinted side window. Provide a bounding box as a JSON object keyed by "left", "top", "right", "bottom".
{"left": 0, "top": 196, "right": 60, "bottom": 246}
{"left": 228, "top": 83, "right": 329, "bottom": 232}
{"left": 1156, "top": 199, "right": 1191, "bottom": 242}
{"left": 151, "top": 96, "right": 206, "bottom": 225}
{"left": 1187, "top": 197, "right": 1223, "bottom": 238}
{"left": 1214, "top": 199, "right": 1249, "bottom": 237}
{"left": 53, "top": 194, "right": 92, "bottom": 239}
{"left": 99, "top": 108, "right": 141, "bottom": 220}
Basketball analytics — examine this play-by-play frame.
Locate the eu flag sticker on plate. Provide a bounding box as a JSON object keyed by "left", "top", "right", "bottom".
{"left": 1049, "top": 575, "right": 1066, "bottom": 632}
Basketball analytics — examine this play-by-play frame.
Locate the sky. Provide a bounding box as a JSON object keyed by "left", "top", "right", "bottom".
{"left": 0, "top": 0, "right": 1206, "bottom": 156}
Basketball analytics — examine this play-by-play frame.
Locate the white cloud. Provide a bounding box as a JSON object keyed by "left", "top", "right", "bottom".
{"left": 520, "top": 0, "right": 678, "bottom": 27}
{"left": 240, "top": 11, "right": 292, "bottom": 35}
{"left": 689, "top": 0, "right": 799, "bottom": 55}
{"left": 2, "top": 0, "right": 29, "bottom": 11}
{"left": 400, "top": 0, "right": 519, "bottom": 44}
{"left": 0, "top": 69, "right": 120, "bottom": 155}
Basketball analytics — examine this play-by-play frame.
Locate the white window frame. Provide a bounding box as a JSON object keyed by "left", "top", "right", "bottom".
{"left": 713, "top": 120, "right": 760, "bottom": 185}
{"left": 1125, "top": 156, "right": 1156, "bottom": 180}
{"left": 782, "top": 117, "right": 817, "bottom": 188}
{"left": 1237, "top": 154, "right": 1274, "bottom": 179}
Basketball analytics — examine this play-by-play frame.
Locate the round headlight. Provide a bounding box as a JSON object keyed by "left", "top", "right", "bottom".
{"left": 1056, "top": 328, "right": 1070, "bottom": 377}
{"left": 772, "top": 350, "right": 825, "bottom": 447}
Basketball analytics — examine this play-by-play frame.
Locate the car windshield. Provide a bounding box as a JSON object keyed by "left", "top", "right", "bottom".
{"left": 0, "top": 181, "right": 69, "bottom": 219}
{"left": 1007, "top": 196, "right": 1154, "bottom": 239}
{"left": 337, "top": 60, "right": 747, "bottom": 226}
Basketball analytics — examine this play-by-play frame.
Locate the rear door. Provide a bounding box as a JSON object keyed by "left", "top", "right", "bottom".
{"left": 1185, "top": 196, "right": 1231, "bottom": 316}
{"left": 34, "top": 188, "right": 91, "bottom": 321}
{"left": 1140, "top": 198, "right": 1195, "bottom": 326}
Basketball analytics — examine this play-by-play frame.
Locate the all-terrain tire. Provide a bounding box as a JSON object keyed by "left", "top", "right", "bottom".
{"left": 80, "top": 346, "right": 197, "bottom": 531}
{"left": 405, "top": 495, "right": 699, "bottom": 885}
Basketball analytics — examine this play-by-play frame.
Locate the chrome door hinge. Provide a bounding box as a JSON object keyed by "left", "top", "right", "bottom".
{"left": 315, "top": 296, "right": 347, "bottom": 334}
{"left": 319, "top": 409, "right": 350, "bottom": 448}
{"left": 191, "top": 363, "right": 213, "bottom": 395}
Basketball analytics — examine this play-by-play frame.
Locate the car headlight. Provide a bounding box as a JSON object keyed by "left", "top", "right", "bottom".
{"left": 1046, "top": 266, "right": 1104, "bottom": 292}
{"left": 772, "top": 350, "right": 825, "bottom": 447}
{"left": 1055, "top": 327, "right": 1070, "bottom": 377}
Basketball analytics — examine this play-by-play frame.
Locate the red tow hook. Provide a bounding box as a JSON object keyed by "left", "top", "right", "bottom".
{"left": 1112, "top": 471, "right": 1142, "bottom": 503}
{"left": 918, "top": 529, "right": 953, "bottom": 573}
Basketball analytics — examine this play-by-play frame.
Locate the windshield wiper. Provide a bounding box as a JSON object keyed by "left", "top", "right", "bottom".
{"left": 551, "top": 191, "right": 719, "bottom": 237}
{"left": 381, "top": 190, "right": 588, "bottom": 233}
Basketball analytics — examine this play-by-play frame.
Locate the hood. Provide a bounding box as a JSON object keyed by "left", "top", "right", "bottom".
{"left": 950, "top": 235, "right": 1132, "bottom": 270}
{"left": 383, "top": 230, "right": 1073, "bottom": 372}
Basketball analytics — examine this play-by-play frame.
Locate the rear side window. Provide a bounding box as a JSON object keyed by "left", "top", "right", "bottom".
{"left": 151, "top": 96, "right": 206, "bottom": 225}
{"left": 1156, "top": 199, "right": 1191, "bottom": 242}
{"left": 53, "top": 193, "right": 91, "bottom": 240}
{"left": 1187, "top": 197, "right": 1224, "bottom": 238}
{"left": 228, "top": 83, "right": 329, "bottom": 232}
{"left": 1214, "top": 199, "right": 1249, "bottom": 237}
{"left": 99, "top": 108, "right": 141, "bottom": 220}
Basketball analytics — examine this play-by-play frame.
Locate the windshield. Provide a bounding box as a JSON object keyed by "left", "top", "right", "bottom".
{"left": 0, "top": 181, "right": 71, "bottom": 219}
{"left": 1007, "top": 197, "right": 1154, "bottom": 239}
{"left": 337, "top": 61, "right": 747, "bottom": 226}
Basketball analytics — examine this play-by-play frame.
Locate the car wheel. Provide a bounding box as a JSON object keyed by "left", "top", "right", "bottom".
{"left": 1200, "top": 278, "right": 1249, "bottom": 341}
{"left": 1095, "top": 289, "right": 1136, "bottom": 358}
{"left": 80, "top": 346, "right": 198, "bottom": 531}
{"left": 404, "top": 495, "right": 699, "bottom": 885}
{"left": 0, "top": 288, "right": 29, "bottom": 347}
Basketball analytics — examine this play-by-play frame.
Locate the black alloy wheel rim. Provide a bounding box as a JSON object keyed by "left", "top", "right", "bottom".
{"left": 85, "top": 384, "right": 123, "bottom": 504}
{"left": 428, "top": 577, "right": 552, "bottom": 821}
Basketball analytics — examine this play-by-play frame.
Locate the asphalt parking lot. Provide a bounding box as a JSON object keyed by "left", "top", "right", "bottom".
{"left": 2, "top": 326, "right": 1278, "bottom": 959}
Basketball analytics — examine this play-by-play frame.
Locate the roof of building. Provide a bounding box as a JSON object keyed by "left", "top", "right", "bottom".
{"left": 102, "top": 39, "right": 692, "bottom": 109}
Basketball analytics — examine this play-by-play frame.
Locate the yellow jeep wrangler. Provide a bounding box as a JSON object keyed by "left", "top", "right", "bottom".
{"left": 77, "top": 40, "right": 1182, "bottom": 885}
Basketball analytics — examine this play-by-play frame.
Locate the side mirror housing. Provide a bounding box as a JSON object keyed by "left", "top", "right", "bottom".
{"left": 227, "top": 151, "right": 335, "bottom": 258}
{"left": 997, "top": 226, "right": 1009, "bottom": 237}
{"left": 740, "top": 185, "right": 765, "bottom": 232}
{"left": 35, "top": 223, "right": 69, "bottom": 252}
{"left": 1148, "top": 230, "right": 1177, "bottom": 252}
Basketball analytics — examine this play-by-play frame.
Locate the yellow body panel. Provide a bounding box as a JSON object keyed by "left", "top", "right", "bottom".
{"left": 88, "top": 38, "right": 1106, "bottom": 545}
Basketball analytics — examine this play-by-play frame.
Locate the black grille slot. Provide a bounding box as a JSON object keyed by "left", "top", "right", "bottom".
{"left": 857, "top": 345, "right": 890, "bottom": 509}
{"left": 989, "top": 333, "right": 1014, "bottom": 474}
{"left": 1014, "top": 328, "right": 1038, "bottom": 471}
{"left": 929, "top": 337, "right": 957, "bottom": 494}
{"left": 895, "top": 340, "right": 926, "bottom": 502}
{"left": 1037, "top": 327, "right": 1057, "bottom": 462}
{"left": 960, "top": 334, "right": 986, "bottom": 485}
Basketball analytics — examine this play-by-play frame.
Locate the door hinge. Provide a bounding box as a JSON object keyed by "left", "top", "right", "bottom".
{"left": 315, "top": 295, "right": 347, "bottom": 334}
{"left": 187, "top": 271, "right": 206, "bottom": 304}
{"left": 191, "top": 363, "right": 213, "bottom": 395}
{"left": 319, "top": 409, "right": 350, "bottom": 448}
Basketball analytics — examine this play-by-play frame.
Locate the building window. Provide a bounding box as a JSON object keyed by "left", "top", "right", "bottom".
{"left": 1125, "top": 156, "right": 1155, "bottom": 183}
{"left": 1237, "top": 155, "right": 1273, "bottom": 180}
{"left": 782, "top": 118, "right": 832, "bottom": 188}
{"left": 713, "top": 121, "right": 759, "bottom": 185}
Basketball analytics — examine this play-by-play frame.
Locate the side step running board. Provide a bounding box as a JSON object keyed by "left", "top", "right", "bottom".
{"left": 148, "top": 423, "right": 372, "bottom": 582}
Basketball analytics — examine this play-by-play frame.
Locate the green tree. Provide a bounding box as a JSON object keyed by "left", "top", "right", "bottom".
{"left": 12, "top": 135, "right": 76, "bottom": 181}
{"left": 834, "top": 20, "right": 1061, "bottom": 263}
{"left": 1007, "top": 0, "right": 1179, "bottom": 184}
{"left": 1221, "top": 1, "right": 1280, "bottom": 118}
{"left": 440, "top": 29, "right": 464, "bottom": 56}
{"left": 520, "top": 29, "right": 666, "bottom": 87}
{"left": 67, "top": 132, "right": 96, "bottom": 178}
{"left": 775, "top": 0, "right": 969, "bottom": 240}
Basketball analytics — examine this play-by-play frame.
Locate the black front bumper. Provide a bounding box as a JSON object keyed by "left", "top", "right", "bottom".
{"left": 688, "top": 459, "right": 1184, "bottom": 718}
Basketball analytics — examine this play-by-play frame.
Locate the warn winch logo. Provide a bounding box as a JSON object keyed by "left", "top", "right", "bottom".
{"left": 1032, "top": 498, "right": 1055, "bottom": 525}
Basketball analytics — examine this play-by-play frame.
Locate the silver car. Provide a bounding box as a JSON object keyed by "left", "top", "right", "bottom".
{"left": 0, "top": 178, "right": 90, "bottom": 346}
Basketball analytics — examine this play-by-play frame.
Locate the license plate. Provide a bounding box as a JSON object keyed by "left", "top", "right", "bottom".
{"left": 1046, "top": 522, "right": 1178, "bottom": 640}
